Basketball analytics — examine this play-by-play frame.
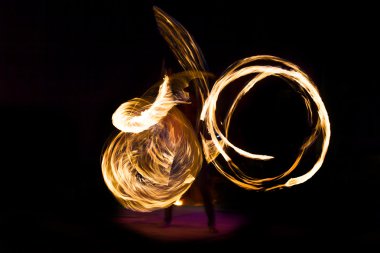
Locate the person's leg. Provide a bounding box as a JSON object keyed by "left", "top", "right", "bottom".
{"left": 164, "top": 205, "right": 173, "bottom": 226}
{"left": 200, "top": 185, "right": 216, "bottom": 230}
{"left": 199, "top": 166, "right": 218, "bottom": 232}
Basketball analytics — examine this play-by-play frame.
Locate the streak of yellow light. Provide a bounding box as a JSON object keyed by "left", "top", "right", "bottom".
{"left": 201, "top": 55, "right": 331, "bottom": 190}
{"left": 154, "top": 6, "right": 210, "bottom": 132}
{"left": 112, "top": 76, "right": 175, "bottom": 134}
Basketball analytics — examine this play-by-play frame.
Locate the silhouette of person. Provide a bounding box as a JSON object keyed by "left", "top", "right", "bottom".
{"left": 163, "top": 160, "right": 217, "bottom": 233}
{"left": 162, "top": 77, "right": 218, "bottom": 233}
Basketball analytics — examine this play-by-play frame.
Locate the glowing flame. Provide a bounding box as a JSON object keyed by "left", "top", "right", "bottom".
{"left": 101, "top": 6, "right": 331, "bottom": 212}
{"left": 174, "top": 199, "right": 184, "bottom": 206}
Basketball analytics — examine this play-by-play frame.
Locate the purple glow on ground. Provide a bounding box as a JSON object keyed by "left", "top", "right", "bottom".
{"left": 114, "top": 206, "right": 247, "bottom": 242}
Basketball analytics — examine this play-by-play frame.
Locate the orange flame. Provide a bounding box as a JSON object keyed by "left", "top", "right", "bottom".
{"left": 174, "top": 199, "right": 184, "bottom": 206}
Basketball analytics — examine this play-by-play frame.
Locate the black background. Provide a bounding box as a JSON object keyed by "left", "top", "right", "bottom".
{"left": 1, "top": 0, "right": 379, "bottom": 251}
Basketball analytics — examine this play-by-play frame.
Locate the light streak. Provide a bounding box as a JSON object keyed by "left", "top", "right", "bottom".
{"left": 154, "top": 6, "right": 210, "bottom": 132}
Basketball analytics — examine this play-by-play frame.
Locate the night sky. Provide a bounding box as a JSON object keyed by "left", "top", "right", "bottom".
{"left": 1, "top": 0, "right": 379, "bottom": 251}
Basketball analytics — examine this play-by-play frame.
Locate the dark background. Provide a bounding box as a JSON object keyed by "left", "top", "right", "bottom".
{"left": 1, "top": 0, "right": 379, "bottom": 251}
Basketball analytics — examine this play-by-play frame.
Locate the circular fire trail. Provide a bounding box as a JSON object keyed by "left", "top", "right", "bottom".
{"left": 102, "top": 77, "right": 203, "bottom": 212}
{"left": 200, "top": 55, "right": 331, "bottom": 190}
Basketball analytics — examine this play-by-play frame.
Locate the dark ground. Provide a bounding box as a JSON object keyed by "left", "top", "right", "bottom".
{"left": 1, "top": 0, "right": 379, "bottom": 252}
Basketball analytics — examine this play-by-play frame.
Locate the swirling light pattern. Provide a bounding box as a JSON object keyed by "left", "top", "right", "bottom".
{"left": 200, "top": 55, "right": 331, "bottom": 190}
{"left": 101, "top": 6, "right": 331, "bottom": 211}
{"left": 102, "top": 76, "right": 203, "bottom": 212}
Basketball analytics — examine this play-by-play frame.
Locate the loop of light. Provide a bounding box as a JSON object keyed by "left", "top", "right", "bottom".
{"left": 200, "top": 55, "right": 331, "bottom": 190}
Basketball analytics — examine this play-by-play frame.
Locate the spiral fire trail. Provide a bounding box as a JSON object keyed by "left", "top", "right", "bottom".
{"left": 102, "top": 76, "right": 204, "bottom": 212}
